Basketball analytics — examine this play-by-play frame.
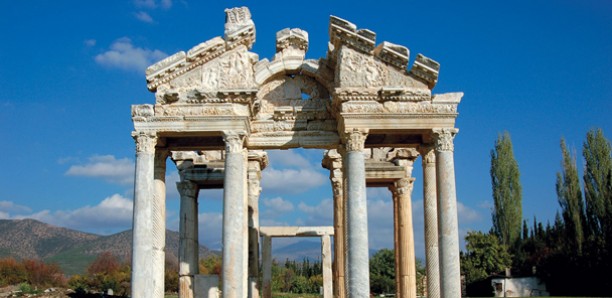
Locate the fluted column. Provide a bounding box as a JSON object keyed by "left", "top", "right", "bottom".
{"left": 177, "top": 180, "right": 199, "bottom": 298}
{"left": 131, "top": 132, "right": 166, "bottom": 298}
{"left": 342, "top": 129, "right": 370, "bottom": 297}
{"left": 391, "top": 177, "right": 417, "bottom": 298}
{"left": 433, "top": 128, "right": 461, "bottom": 298}
{"left": 222, "top": 131, "right": 248, "bottom": 297}
{"left": 393, "top": 193, "right": 400, "bottom": 297}
{"left": 420, "top": 145, "right": 440, "bottom": 298}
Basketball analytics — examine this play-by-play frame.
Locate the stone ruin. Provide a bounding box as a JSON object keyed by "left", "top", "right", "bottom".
{"left": 130, "top": 6, "right": 463, "bottom": 298}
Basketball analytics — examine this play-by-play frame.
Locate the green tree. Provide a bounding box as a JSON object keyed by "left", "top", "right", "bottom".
{"left": 490, "top": 132, "right": 523, "bottom": 247}
{"left": 582, "top": 128, "right": 612, "bottom": 243}
{"left": 556, "top": 139, "right": 586, "bottom": 253}
{"left": 369, "top": 248, "right": 395, "bottom": 295}
{"left": 461, "top": 231, "right": 512, "bottom": 284}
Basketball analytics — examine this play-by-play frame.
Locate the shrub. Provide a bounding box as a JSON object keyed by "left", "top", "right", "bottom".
{"left": 0, "top": 258, "right": 27, "bottom": 286}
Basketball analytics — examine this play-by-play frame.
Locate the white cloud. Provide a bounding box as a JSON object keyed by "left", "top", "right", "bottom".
{"left": 261, "top": 167, "right": 326, "bottom": 194}
{"left": 15, "top": 194, "right": 134, "bottom": 234}
{"left": 0, "top": 211, "right": 9, "bottom": 219}
{"left": 95, "top": 38, "right": 167, "bottom": 73}
{"left": 134, "top": 11, "right": 154, "bottom": 23}
{"left": 0, "top": 201, "right": 32, "bottom": 214}
{"left": 262, "top": 197, "right": 294, "bottom": 213}
{"left": 65, "top": 155, "right": 134, "bottom": 185}
{"left": 84, "top": 39, "right": 96, "bottom": 47}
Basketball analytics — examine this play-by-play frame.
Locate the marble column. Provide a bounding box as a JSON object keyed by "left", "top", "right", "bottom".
{"left": 262, "top": 236, "right": 272, "bottom": 298}
{"left": 433, "top": 128, "right": 461, "bottom": 298}
{"left": 324, "top": 149, "right": 346, "bottom": 298}
{"left": 153, "top": 150, "right": 168, "bottom": 298}
{"left": 247, "top": 151, "right": 267, "bottom": 298}
{"left": 131, "top": 132, "right": 166, "bottom": 298}
{"left": 420, "top": 146, "right": 440, "bottom": 298}
{"left": 177, "top": 180, "right": 199, "bottom": 298}
{"left": 222, "top": 131, "right": 248, "bottom": 297}
{"left": 393, "top": 194, "right": 400, "bottom": 297}
{"left": 342, "top": 129, "right": 370, "bottom": 297}
{"left": 322, "top": 233, "right": 333, "bottom": 298}
{"left": 391, "top": 177, "right": 417, "bottom": 298}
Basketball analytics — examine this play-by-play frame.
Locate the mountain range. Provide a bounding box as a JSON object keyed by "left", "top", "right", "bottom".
{"left": 0, "top": 219, "right": 366, "bottom": 275}
{"left": 0, "top": 219, "right": 217, "bottom": 275}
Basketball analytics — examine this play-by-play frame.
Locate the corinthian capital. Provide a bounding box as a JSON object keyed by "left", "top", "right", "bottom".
{"left": 132, "top": 131, "right": 157, "bottom": 153}
{"left": 432, "top": 128, "right": 459, "bottom": 152}
{"left": 222, "top": 131, "right": 246, "bottom": 153}
{"left": 343, "top": 129, "right": 368, "bottom": 152}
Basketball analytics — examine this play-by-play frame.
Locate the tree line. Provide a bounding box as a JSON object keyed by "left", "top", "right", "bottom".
{"left": 461, "top": 128, "right": 612, "bottom": 296}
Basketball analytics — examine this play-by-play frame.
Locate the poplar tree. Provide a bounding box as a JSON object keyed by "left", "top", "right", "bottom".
{"left": 490, "top": 132, "right": 523, "bottom": 247}
{"left": 556, "top": 139, "right": 586, "bottom": 253}
{"left": 582, "top": 128, "right": 612, "bottom": 243}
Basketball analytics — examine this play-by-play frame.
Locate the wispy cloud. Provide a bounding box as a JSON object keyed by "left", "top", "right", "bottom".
{"left": 267, "top": 150, "right": 312, "bottom": 169}
{"left": 261, "top": 168, "right": 326, "bottom": 194}
{"left": 94, "top": 37, "right": 167, "bottom": 73}
{"left": 134, "top": 0, "right": 172, "bottom": 9}
{"left": 134, "top": 11, "right": 154, "bottom": 23}
{"left": 262, "top": 197, "right": 294, "bottom": 213}
{"left": 297, "top": 199, "right": 333, "bottom": 225}
{"left": 84, "top": 39, "right": 96, "bottom": 47}
{"left": 0, "top": 201, "right": 32, "bottom": 214}
{"left": 65, "top": 155, "right": 134, "bottom": 185}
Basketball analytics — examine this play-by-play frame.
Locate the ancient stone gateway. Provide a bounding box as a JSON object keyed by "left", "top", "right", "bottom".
{"left": 130, "top": 6, "right": 463, "bottom": 298}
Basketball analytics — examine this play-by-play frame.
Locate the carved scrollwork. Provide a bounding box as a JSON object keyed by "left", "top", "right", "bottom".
{"left": 344, "top": 129, "right": 368, "bottom": 152}
{"left": 132, "top": 132, "right": 157, "bottom": 153}
{"left": 433, "top": 128, "right": 458, "bottom": 152}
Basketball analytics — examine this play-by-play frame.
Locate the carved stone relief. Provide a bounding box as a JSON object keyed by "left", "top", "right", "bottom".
{"left": 337, "top": 47, "right": 388, "bottom": 88}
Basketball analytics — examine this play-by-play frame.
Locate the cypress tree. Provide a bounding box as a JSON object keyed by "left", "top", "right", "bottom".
{"left": 556, "top": 139, "right": 586, "bottom": 253}
{"left": 582, "top": 128, "right": 612, "bottom": 244}
{"left": 490, "top": 132, "right": 523, "bottom": 247}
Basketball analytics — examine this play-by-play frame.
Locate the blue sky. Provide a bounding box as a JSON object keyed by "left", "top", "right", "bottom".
{"left": 1, "top": 1, "right": 611, "bottom": 258}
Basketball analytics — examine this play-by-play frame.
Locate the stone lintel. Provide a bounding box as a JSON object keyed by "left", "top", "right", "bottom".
{"left": 246, "top": 132, "right": 339, "bottom": 150}
{"left": 259, "top": 226, "right": 334, "bottom": 237}
{"left": 133, "top": 116, "right": 251, "bottom": 139}
{"left": 339, "top": 114, "right": 458, "bottom": 135}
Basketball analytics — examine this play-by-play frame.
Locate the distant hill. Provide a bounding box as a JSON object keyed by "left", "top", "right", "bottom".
{"left": 0, "top": 219, "right": 217, "bottom": 275}
{"left": 272, "top": 240, "right": 323, "bottom": 262}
